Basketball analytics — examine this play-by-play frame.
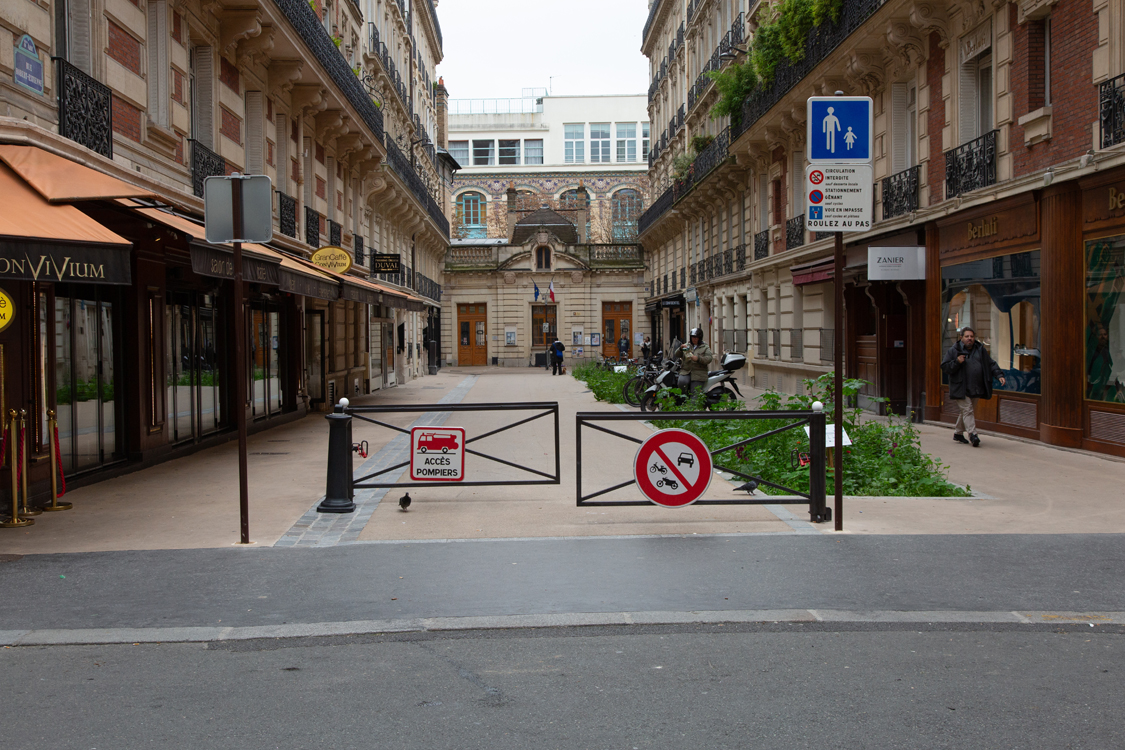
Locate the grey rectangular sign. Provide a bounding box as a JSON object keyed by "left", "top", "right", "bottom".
{"left": 204, "top": 175, "right": 273, "bottom": 244}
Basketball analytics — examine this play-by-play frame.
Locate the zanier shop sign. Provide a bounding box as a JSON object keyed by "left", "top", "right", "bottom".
{"left": 867, "top": 246, "right": 925, "bottom": 280}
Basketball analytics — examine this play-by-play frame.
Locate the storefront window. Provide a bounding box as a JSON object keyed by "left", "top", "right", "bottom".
{"left": 1085, "top": 237, "right": 1125, "bottom": 403}
{"left": 941, "top": 251, "right": 1041, "bottom": 394}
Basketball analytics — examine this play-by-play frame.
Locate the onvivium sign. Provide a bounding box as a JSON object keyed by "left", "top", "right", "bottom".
{"left": 310, "top": 245, "right": 353, "bottom": 274}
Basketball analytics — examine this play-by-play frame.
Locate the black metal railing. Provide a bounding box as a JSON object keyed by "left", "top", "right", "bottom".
{"left": 384, "top": 136, "right": 450, "bottom": 238}
{"left": 754, "top": 229, "right": 769, "bottom": 260}
{"left": 791, "top": 329, "right": 804, "bottom": 361}
{"left": 638, "top": 184, "right": 675, "bottom": 236}
{"left": 1100, "top": 73, "right": 1125, "bottom": 148}
{"left": 733, "top": 0, "right": 883, "bottom": 142}
{"left": 55, "top": 57, "right": 112, "bottom": 159}
{"left": 354, "top": 235, "right": 365, "bottom": 265}
{"left": 420, "top": 0, "right": 442, "bottom": 50}
{"left": 786, "top": 215, "right": 805, "bottom": 250}
{"left": 689, "top": 264, "right": 697, "bottom": 285}
{"left": 642, "top": 0, "right": 668, "bottom": 46}
{"left": 693, "top": 126, "right": 730, "bottom": 180}
{"left": 273, "top": 0, "right": 383, "bottom": 143}
{"left": 191, "top": 141, "right": 225, "bottom": 197}
{"left": 680, "top": 267, "right": 686, "bottom": 289}
{"left": 882, "top": 164, "right": 920, "bottom": 220}
{"left": 329, "top": 219, "right": 342, "bottom": 246}
{"left": 735, "top": 243, "right": 746, "bottom": 271}
{"left": 305, "top": 206, "right": 321, "bottom": 246}
{"left": 279, "top": 192, "right": 297, "bottom": 238}
{"left": 945, "top": 130, "right": 998, "bottom": 198}
{"left": 756, "top": 328, "right": 768, "bottom": 357}
{"left": 771, "top": 328, "right": 781, "bottom": 358}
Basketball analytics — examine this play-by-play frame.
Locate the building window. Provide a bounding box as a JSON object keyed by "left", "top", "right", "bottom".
{"left": 590, "top": 122, "right": 611, "bottom": 163}
{"left": 1043, "top": 17, "right": 1052, "bottom": 106}
{"left": 1085, "top": 238, "right": 1125, "bottom": 403}
{"left": 536, "top": 246, "right": 551, "bottom": 270}
{"left": 642, "top": 122, "right": 650, "bottom": 158}
{"left": 524, "top": 139, "right": 544, "bottom": 165}
{"left": 941, "top": 251, "right": 1041, "bottom": 394}
{"left": 472, "top": 140, "right": 494, "bottom": 166}
{"left": 960, "top": 47, "right": 993, "bottom": 144}
{"left": 532, "top": 304, "right": 557, "bottom": 348}
{"left": 616, "top": 123, "right": 637, "bottom": 162}
{"left": 499, "top": 139, "right": 520, "bottom": 165}
{"left": 890, "top": 82, "right": 918, "bottom": 173}
{"left": 449, "top": 140, "right": 469, "bottom": 164}
{"left": 612, "top": 189, "right": 643, "bottom": 241}
{"left": 564, "top": 124, "right": 584, "bottom": 163}
{"left": 457, "top": 191, "right": 486, "bottom": 238}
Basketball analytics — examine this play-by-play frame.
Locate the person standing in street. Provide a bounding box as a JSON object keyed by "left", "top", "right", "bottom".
{"left": 673, "top": 327, "right": 713, "bottom": 394}
{"left": 641, "top": 335, "right": 652, "bottom": 365}
{"left": 941, "top": 326, "right": 1006, "bottom": 447}
{"left": 551, "top": 338, "right": 565, "bottom": 376}
{"left": 618, "top": 333, "right": 630, "bottom": 361}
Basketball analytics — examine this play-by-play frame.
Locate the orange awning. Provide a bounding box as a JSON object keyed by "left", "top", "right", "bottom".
{"left": 0, "top": 145, "right": 156, "bottom": 203}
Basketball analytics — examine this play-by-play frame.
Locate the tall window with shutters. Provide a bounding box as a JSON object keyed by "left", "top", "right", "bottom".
{"left": 890, "top": 81, "right": 918, "bottom": 174}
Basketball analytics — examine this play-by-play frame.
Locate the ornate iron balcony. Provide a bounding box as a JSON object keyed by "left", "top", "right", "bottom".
{"left": 354, "top": 235, "right": 365, "bottom": 265}
{"left": 191, "top": 141, "right": 226, "bottom": 198}
{"left": 882, "top": 164, "right": 920, "bottom": 220}
{"left": 329, "top": 219, "right": 342, "bottom": 247}
{"left": 945, "top": 130, "right": 998, "bottom": 198}
{"left": 754, "top": 229, "right": 769, "bottom": 261}
{"left": 689, "top": 264, "right": 697, "bottom": 285}
{"left": 693, "top": 126, "right": 730, "bottom": 181}
{"left": 305, "top": 206, "right": 321, "bottom": 247}
{"left": 278, "top": 192, "right": 297, "bottom": 238}
{"left": 1100, "top": 72, "right": 1125, "bottom": 148}
{"left": 55, "top": 58, "right": 112, "bottom": 159}
{"left": 680, "top": 267, "right": 685, "bottom": 289}
{"left": 786, "top": 215, "right": 805, "bottom": 251}
{"left": 735, "top": 243, "right": 746, "bottom": 271}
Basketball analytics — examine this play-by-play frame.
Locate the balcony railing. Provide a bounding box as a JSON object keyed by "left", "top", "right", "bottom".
{"left": 680, "top": 266, "right": 686, "bottom": 288}
{"left": 1100, "top": 72, "right": 1125, "bottom": 148}
{"left": 384, "top": 136, "right": 450, "bottom": 238}
{"left": 328, "top": 219, "right": 342, "bottom": 247}
{"left": 690, "top": 264, "right": 697, "bottom": 285}
{"left": 754, "top": 229, "right": 769, "bottom": 261}
{"left": 734, "top": 0, "right": 884, "bottom": 142}
{"left": 945, "top": 130, "right": 998, "bottom": 198}
{"left": 191, "top": 141, "right": 225, "bottom": 198}
{"left": 735, "top": 243, "right": 746, "bottom": 271}
{"left": 278, "top": 192, "right": 297, "bottom": 238}
{"left": 305, "top": 206, "right": 321, "bottom": 247}
{"left": 790, "top": 329, "right": 804, "bottom": 361}
{"left": 756, "top": 328, "right": 768, "bottom": 358}
{"left": 694, "top": 126, "right": 730, "bottom": 181}
{"left": 273, "top": 0, "right": 383, "bottom": 144}
{"left": 882, "top": 164, "right": 921, "bottom": 220}
{"left": 354, "top": 235, "right": 365, "bottom": 265}
{"left": 642, "top": 0, "right": 668, "bottom": 46}
{"left": 771, "top": 328, "right": 781, "bottom": 358}
{"left": 820, "top": 328, "right": 834, "bottom": 362}
{"left": 55, "top": 57, "right": 112, "bottom": 159}
{"left": 786, "top": 215, "right": 805, "bottom": 250}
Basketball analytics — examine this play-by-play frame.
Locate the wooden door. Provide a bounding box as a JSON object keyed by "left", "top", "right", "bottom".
{"left": 457, "top": 303, "right": 488, "bottom": 366}
{"left": 602, "top": 301, "right": 633, "bottom": 359}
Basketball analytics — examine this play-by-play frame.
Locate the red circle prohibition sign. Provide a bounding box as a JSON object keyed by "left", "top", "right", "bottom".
{"left": 809, "top": 170, "right": 824, "bottom": 185}
{"left": 634, "top": 429, "right": 713, "bottom": 507}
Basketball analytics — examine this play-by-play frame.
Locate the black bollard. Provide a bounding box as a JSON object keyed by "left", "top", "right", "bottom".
{"left": 318, "top": 406, "right": 356, "bottom": 513}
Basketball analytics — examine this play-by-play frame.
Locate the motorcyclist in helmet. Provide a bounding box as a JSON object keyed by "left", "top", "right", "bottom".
{"left": 673, "top": 327, "right": 713, "bottom": 393}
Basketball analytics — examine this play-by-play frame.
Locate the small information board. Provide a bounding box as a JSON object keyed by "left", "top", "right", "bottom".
{"left": 804, "top": 423, "right": 853, "bottom": 448}
{"left": 410, "top": 426, "right": 466, "bottom": 482}
{"left": 805, "top": 164, "right": 873, "bottom": 232}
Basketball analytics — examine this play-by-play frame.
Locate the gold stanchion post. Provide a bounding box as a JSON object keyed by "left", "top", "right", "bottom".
{"left": 17, "top": 410, "right": 40, "bottom": 518}
{"left": 1, "top": 409, "right": 32, "bottom": 528}
{"left": 41, "top": 409, "right": 71, "bottom": 511}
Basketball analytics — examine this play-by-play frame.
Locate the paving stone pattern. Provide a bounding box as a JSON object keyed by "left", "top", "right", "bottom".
{"left": 274, "top": 376, "right": 479, "bottom": 547}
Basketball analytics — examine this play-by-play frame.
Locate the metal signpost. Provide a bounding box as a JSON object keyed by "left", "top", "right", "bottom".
{"left": 203, "top": 174, "right": 272, "bottom": 544}
{"left": 807, "top": 94, "right": 874, "bottom": 532}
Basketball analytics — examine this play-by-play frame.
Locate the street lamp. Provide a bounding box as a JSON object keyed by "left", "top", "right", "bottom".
{"left": 718, "top": 45, "right": 748, "bottom": 63}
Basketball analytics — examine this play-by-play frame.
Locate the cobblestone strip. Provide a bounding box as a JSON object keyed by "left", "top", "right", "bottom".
{"left": 274, "top": 376, "right": 479, "bottom": 547}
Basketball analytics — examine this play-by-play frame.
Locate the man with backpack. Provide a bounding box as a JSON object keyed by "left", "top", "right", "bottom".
{"left": 940, "top": 326, "right": 1006, "bottom": 447}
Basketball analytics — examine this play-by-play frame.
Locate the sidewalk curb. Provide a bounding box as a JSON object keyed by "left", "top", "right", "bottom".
{"left": 4, "top": 610, "right": 1122, "bottom": 646}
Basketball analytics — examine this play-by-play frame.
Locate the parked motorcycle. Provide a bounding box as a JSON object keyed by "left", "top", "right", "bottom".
{"left": 639, "top": 350, "right": 747, "bottom": 412}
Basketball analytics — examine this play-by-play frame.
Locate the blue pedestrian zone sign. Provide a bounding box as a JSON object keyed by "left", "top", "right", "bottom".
{"left": 807, "top": 96, "right": 873, "bottom": 163}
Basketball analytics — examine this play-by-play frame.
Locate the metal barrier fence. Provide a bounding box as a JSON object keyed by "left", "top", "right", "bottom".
{"left": 575, "top": 408, "right": 830, "bottom": 523}
{"left": 320, "top": 401, "right": 560, "bottom": 513}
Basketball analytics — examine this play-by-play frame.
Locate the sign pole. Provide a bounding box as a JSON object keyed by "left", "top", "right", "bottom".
{"left": 232, "top": 178, "right": 250, "bottom": 544}
{"left": 833, "top": 230, "right": 844, "bottom": 531}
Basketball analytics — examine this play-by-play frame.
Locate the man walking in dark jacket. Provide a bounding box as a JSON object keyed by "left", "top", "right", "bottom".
{"left": 940, "top": 327, "right": 1006, "bottom": 447}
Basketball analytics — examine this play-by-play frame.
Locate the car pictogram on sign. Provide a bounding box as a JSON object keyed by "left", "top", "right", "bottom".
{"left": 808, "top": 170, "right": 824, "bottom": 185}
{"left": 633, "top": 429, "right": 713, "bottom": 507}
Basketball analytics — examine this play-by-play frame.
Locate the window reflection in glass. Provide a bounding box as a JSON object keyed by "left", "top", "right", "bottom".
{"left": 1086, "top": 237, "right": 1125, "bottom": 403}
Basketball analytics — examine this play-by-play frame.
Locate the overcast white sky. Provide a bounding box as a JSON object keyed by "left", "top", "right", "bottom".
{"left": 433, "top": 0, "right": 650, "bottom": 100}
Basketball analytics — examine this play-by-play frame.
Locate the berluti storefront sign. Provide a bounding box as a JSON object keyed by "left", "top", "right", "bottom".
{"left": 278, "top": 268, "right": 339, "bottom": 301}
{"left": 936, "top": 194, "right": 1039, "bottom": 262}
{"left": 340, "top": 281, "right": 382, "bottom": 306}
{"left": 0, "top": 245, "right": 132, "bottom": 284}
{"left": 190, "top": 244, "right": 280, "bottom": 285}
{"left": 1079, "top": 169, "right": 1125, "bottom": 233}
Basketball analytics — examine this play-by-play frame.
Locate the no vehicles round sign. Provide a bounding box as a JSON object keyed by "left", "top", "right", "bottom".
{"left": 634, "top": 429, "right": 713, "bottom": 507}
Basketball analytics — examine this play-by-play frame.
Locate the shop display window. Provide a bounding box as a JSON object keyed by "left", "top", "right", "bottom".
{"left": 941, "top": 250, "right": 1041, "bottom": 394}
{"left": 1085, "top": 237, "right": 1125, "bottom": 404}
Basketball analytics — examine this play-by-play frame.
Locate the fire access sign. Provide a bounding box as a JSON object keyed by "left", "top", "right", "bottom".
{"left": 805, "top": 164, "right": 873, "bottom": 232}
{"left": 410, "top": 427, "right": 466, "bottom": 482}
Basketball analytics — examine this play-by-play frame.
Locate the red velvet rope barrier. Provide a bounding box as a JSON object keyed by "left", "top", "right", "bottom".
{"left": 53, "top": 422, "right": 66, "bottom": 498}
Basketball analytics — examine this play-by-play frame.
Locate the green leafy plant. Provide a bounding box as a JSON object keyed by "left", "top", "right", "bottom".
{"left": 332, "top": 36, "right": 343, "bottom": 48}
{"left": 672, "top": 150, "right": 696, "bottom": 179}
{"left": 690, "top": 134, "right": 715, "bottom": 153}
{"left": 706, "top": 61, "right": 759, "bottom": 125}
{"left": 571, "top": 361, "right": 633, "bottom": 404}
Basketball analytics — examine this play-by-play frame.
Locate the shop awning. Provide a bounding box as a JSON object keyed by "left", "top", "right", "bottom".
{"left": 0, "top": 162, "right": 133, "bottom": 284}
{"left": 0, "top": 144, "right": 155, "bottom": 203}
{"left": 276, "top": 255, "right": 339, "bottom": 301}
{"left": 370, "top": 282, "right": 426, "bottom": 312}
{"left": 791, "top": 258, "right": 835, "bottom": 286}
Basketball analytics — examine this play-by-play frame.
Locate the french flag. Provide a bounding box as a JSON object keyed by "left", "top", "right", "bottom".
{"left": 548, "top": 280, "right": 555, "bottom": 302}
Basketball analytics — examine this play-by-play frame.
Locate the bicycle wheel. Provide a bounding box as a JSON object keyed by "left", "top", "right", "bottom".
{"left": 623, "top": 376, "right": 643, "bottom": 407}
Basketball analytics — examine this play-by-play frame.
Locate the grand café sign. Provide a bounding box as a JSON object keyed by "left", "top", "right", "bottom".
{"left": 0, "top": 247, "right": 131, "bottom": 285}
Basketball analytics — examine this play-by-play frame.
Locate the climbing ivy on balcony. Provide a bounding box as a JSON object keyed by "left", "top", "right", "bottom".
{"left": 707, "top": 0, "right": 842, "bottom": 125}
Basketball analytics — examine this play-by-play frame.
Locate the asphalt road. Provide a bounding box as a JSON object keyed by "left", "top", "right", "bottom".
{"left": 3, "top": 624, "right": 1123, "bottom": 749}
{"left": 1, "top": 534, "right": 1124, "bottom": 631}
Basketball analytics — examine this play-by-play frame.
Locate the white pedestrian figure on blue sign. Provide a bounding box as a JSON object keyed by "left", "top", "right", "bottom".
{"left": 822, "top": 106, "right": 841, "bottom": 153}
{"left": 844, "top": 126, "right": 857, "bottom": 151}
